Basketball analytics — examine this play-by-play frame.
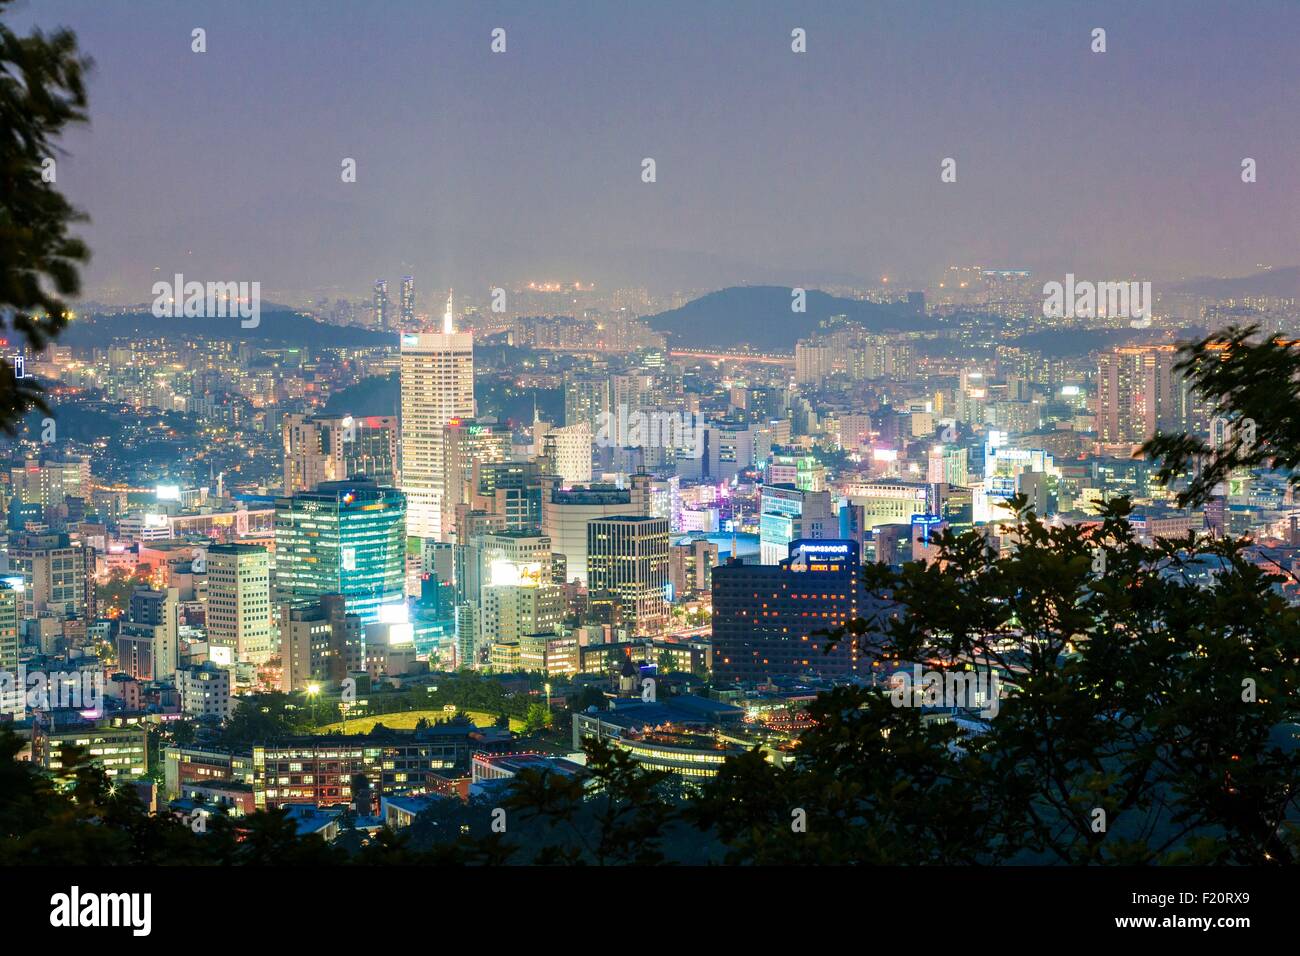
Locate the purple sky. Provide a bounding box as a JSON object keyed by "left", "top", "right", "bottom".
{"left": 14, "top": 0, "right": 1300, "bottom": 302}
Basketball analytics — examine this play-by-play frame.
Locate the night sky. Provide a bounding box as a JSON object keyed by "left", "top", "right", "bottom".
{"left": 14, "top": 0, "right": 1300, "bottom": 302}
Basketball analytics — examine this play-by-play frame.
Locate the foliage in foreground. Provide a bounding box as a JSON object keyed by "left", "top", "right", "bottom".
{"left": 0, "top": 0, "right": 91, "bottom": 433}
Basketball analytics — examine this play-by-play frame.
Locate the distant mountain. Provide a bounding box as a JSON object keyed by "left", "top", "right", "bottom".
{"left": 1170, "top": 267, "right": 1300, "bottom": 299}
{"left": 64, "top": 310, "right": 393, "bottom": 349}
{"left": 645, "top": 286, "right": 935, "bottom": 352}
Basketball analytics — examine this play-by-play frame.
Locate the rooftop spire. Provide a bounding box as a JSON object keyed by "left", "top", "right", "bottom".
{"left": 442, "top": 289, "right": 455, "bottom": 334}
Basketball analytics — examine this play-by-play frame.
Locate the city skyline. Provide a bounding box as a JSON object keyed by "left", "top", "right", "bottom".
{"left": 2, "top": 0, "right": 1298, "bottom": 895}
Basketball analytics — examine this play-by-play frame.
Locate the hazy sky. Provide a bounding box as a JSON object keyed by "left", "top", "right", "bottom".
{"left": 14, "top": 0, "right": 1300, "bottom": 303}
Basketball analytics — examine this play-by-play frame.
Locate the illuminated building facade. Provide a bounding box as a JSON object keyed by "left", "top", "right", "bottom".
{"left": 8, "top": 532, "right": 91, "bottom": 622}
{"left": 475, "top": 532, "right": 562, "bottom": 665}
{"left": 274, "top": 479, "right": 406, "bottom": 624}
{"left": 399, "top": 294, "right": 475, "bottom": 540}
{"left": 0, "top": 582, "right": 18, "bottom": 715}
{"left": 441, "top": 418, "right": 511, "bottom": 540}
{"left": 280, "top": 593, "right": 364, "bottom": 692}
{"left": 33, "top": 724, "right": 148, "bottom": 781}
{"left": 250, "top": 729, "right": 475, "bottom": 809}
{"left": 542, "top": 476, "right": 652, "bottom": 586}
{"left": 758, "top": 485, "right": 835, "bottom": 565}
{"left": 1095, "top": 344, "right": 1200, "bottom": 445}
{"left": 712, "top": 538, "right": 878, "bottom": 683}
{"left": 207, "top": 544, "right": 272, "bottom": 663}
{"left": 587, "top": 516, "right": 670, "bottom": 636}
{"left": 373, "top": 279, "right": 390, "bottom": 330}
{"left": 400, "top": 275, "right": 415, "bottom": 325}
{"left": 283, "top": 413, "right": 398, "bottom": 494}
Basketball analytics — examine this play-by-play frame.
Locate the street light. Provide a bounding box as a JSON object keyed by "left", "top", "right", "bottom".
{"left": 306, "top": 684, "right": 321, "bottom": 725}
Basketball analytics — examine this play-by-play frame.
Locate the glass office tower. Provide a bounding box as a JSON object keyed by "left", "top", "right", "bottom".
{"left": 274, "top": 479, "right": 407, "bottom": 623}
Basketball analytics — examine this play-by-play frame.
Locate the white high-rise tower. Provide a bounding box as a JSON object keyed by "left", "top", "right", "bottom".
{"left": 400, "top": 290, "right": 474, "bottom": 540}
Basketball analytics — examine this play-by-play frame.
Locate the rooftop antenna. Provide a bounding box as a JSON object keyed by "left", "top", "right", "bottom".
{"left": 442, "top": 289, "right": 455, "bottom": 335}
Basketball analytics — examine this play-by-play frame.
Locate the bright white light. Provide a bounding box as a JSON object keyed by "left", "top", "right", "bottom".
{"left": 490, "top": 559, "right": 520, "bottom": 587}
{"left": 489, "top": 560, "right": 543, "bottom": 588}
{"left": 377, "top": 602, "right": 409, "bottom": 625}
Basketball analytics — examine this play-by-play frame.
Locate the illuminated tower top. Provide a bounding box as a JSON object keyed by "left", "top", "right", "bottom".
{"left": 443, "top": 289, "right": 455, "bottom": 335}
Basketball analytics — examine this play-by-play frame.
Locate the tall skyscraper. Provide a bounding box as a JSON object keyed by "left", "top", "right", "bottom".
{"left": 795, "top": 339, "right": 836, "bottom": 386}
{"left": 537, "top": 421, "right": 593, "bottom": 486}
{"left": 474, "top": 461, "right": 555, "bottom": 534}
{"left": 454, "top": 603, "right": 478, "bottom": 671}
{"left": 206, "top": 543, "right": 273, "bottom": 663}
{"left": 400, "top": 276, "right": 415, "bottom": 326}
{"left": 441, "top": 418, "right": 511, "bottom": 540}
{"left": 9, "top": 456, "right": 90, "bottom": 511}
{"left": 373, "top": 279, "right": 390, "bottom": 330}
{"left": 0, "top": 582, "right": 19, "bottom": 716}
{"left": 1096, "top": 345, "right": 1195, "bottom": 445}
{"left": 587, "top": 515, "right": 670, "bottom": 636}
{"left": 274, "top": 478, "right": 407, "bottom": 623}
{"left": 927, "top": 444, "right": 969, "bottom": 486}
{"left": 399, "top": 292, "right": 475, "bottom": 540}
{"left": 478, "top": 533, "right": 564, "bottom": 665}
{"left": 668, "top": 536, "right": 719, "bottom": 599}
{"left": 564, "top": 373, "right": 610, "bottom": 431}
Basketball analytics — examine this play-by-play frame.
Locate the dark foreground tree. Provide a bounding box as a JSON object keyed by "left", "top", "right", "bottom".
{"left": 692, "top": 497, "right": 1300, "bottom": 864}
{"left": 0, "top": 729, "right": 363, "bottom": 865}
{"left": 0, "top": 730, "right": 210, "bottom": 865}
{"left": 1143, "top": 324, "right": 1300, "bottom": 509}
{"left": 0, "top": 0, "right": 91, "bottom": 432}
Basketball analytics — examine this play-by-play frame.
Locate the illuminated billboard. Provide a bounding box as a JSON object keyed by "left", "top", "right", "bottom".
{"left": 489, "top": 559, "right": 545, "bottom": 588}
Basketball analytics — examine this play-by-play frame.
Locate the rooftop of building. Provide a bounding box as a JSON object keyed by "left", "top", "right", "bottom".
{"left": 207, "top": 542, "right": 267, "bottom": 554}
{"left": 588, "top": 694, "right": 744, "bottom": 731}
{"left": 472, "top": 752, "right": 586, "bottom": 776}
{"left": 381, "top": 793, "right": 445, "bottom": 814}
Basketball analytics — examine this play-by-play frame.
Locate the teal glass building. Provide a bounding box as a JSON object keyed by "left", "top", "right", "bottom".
{"left": 274, "top": 479, "right": 407, "bottom": 623}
